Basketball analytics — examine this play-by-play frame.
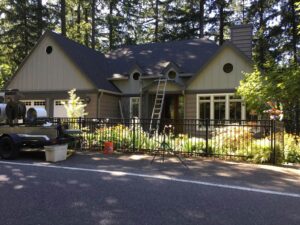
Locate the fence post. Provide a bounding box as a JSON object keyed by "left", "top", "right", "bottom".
{"left": 79, "top": 117, "right": 82, "bottom": 130}
{"left": 132, "top": 119, "right": 136, "bottom": 152}
{"left": 271, "top": 120, "right": 276, "bottom": 165}
{"left": 205, "top": 118, "right": 209, "bottom": 156}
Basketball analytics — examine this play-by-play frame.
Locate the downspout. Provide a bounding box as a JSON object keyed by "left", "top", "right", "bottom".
{"left": 96, "top": 91, "right": 103, "bottom": 118}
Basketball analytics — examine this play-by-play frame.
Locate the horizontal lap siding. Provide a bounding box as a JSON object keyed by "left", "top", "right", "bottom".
{"left": 99, "top": 93, "right": 121, "bottom": 118}
{"left": 185, "top": 94, "right": 196, "bottom": 119}
{"left": 85, "top": 94, "right": 98, "bottom": 118}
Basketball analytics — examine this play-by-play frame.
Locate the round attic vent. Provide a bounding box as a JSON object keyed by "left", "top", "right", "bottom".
{"left": 132, "top": 72, "right": 140, "bottom": 80}
{"left": 168, "top": 70, "right": 177, "bottom": 79}
{"left": 223, "top": 63, "right": 233, "bottom": 73}
{"left": 46, "top": 46, "right": 53, "bottom": 54}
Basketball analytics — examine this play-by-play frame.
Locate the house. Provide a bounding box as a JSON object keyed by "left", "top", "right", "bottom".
{"left": 5, "top": 25, "right": 253, "bottom": 126}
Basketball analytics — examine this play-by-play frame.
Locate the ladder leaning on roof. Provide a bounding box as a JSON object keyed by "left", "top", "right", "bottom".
{"left": 149, "top": 78, "right": 167, "bottom": 132}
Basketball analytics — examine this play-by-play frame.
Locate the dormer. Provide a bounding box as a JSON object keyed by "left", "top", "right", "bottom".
{"left": 162, "top": 61, "right": 181, "bottom": 81}
{"left": 129, "top": 63, "right": 144, "bottom": 81}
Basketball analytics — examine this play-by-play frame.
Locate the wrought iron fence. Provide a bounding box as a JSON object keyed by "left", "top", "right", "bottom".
{"left": 49, "top": 117, "right": 288, "bottom": 164}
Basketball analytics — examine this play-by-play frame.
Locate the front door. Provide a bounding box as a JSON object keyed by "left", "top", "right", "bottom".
{"left": 161, "top": 94, "right": 184, "bottom": 133}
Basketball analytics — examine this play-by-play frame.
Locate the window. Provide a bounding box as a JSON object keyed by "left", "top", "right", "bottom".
{"left": 34, "top": 101, "right": 46, "bottom": 106}
{"left": 168, "top": 70, "right": 177, "bottom": 79}
{"left": 229, "top": 96, "right": 242, "bottom": 120}
{"left": 198, "top": 96, "right": 210, "bottom": 120}
{"left": 197, "top": 94, "right": 245, "bottom": 128}
{"left": 130, "top": 97, "right": 140, "bottom": 118}
{"left": 223, "top": 63, "right": 233, "bottom": 73}
{"left": 132, "top": 72, "right": 140, "bottom": 80}
{"left": 55, "top": 100, "right": 64, "bottom": 106}
{"left": 23, "top": 101, "right": 32, "bottom": 106}
{"left": 214, "top": 96, "right": 226, "bottom": 121}
{"left": 46, "top": 46, "right": 53, "bottom": 54}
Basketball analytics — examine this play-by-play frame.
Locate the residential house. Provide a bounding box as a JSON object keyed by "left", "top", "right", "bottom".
{"left": 5, "top": 25, "right": 253, "bottom": 128}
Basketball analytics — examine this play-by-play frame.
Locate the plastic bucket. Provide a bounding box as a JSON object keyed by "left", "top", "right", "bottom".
{"left": 103, "top": 141, "right": 113, "bottom": 154}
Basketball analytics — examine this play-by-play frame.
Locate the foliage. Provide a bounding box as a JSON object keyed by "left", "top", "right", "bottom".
{"left": 283, "top": 133, "right": 300, "bottom": 163}
{"left": 63, "top": 89, "right": 87, "bottom": 118}
{"left": 237, "top": 64, "right": 300, "bottom": 115}
{"left": 211, "top": 124, "right": 253, "bottom": 156}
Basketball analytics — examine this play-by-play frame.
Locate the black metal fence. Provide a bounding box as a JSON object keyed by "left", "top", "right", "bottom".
{"left": 49, "top": 118, "right": 288, "bottom": 164}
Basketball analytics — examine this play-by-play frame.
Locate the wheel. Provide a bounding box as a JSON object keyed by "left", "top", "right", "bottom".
{"left": 0, "top": 136, "right": 20, "bottom": 159}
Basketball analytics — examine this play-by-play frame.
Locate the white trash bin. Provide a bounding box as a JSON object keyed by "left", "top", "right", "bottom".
{"left": 45, "top": 144, "right": 68, "bottom": 162}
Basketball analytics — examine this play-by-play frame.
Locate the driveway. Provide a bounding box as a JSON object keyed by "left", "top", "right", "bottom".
{"left": 0, "top": 151, "right": 299, "bottom": 225}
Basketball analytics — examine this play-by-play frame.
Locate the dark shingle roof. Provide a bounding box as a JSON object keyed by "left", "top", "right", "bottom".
{"left": 105, "top": 39, "right": 219, "bottom": 76}
{"left": 48, "top": 31, "right": 220, "bottom": 91}
{"left": 48, "top": 31, "right": 119, "bottom": 92}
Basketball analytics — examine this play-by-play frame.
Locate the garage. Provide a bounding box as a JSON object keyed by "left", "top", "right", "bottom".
{"left": 53, "top": 100, "right": 68, "bottom": 117}
{"left": 20, "top": 100, "right": 46, "bottom": 111}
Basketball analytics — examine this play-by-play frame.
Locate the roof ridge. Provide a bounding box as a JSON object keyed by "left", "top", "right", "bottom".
{"left": 107, "top": 37, "right": 217, "bottom": 53}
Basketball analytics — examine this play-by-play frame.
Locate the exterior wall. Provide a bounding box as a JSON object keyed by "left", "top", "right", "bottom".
{"left": 84, "top": 93, "right": 98, "bottom": 118}
{"left": 99, "top": 93, "right": 121, "bottom": 118}
{"left": 7, "top": 36, "right": 95, "bottom": 91}
{"left": 187, "top": 46, "right": 252, "bottom": 91}
{"left": 120, "top": 97, "right": 131, "bottom": 118}
{"left": 19, "top": 91, "right": 97, "bottom": 118}
{"left": 184, "top": 94, "right": 197, "bottom": 119}
{"left": 112, "top": 72, "right": 141, "bottom": 94}
{"left": 147, "top": 82, "right": 182, "bottom": 93}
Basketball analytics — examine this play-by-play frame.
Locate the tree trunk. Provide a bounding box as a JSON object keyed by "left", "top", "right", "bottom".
{"left": 199, "top": 0, "right": 205, "bottom": 38}
{"left": 290, "top": 0, "right": 298, "bottom": 64}
{"left": 154, "top": 0, "right": 159, "bottom": 42}
{"left": 61, "top": 0, "right": 66, "bottom": 36}
{"left": 219, "top": 3, "right": 224, "bottom": 45}
{"left": 77, "top": 1, "right": 81, "bottom": 35}
{"left": 60, "top": 0, "right": 66, "bottom": 36}
{"left": 36, "top": 0, "right": 43, "bottom": 37}
{"left": 258, "top": 0, "right": 265, "bottom": 67}
{"left": 91, "top": 0, "right": 96, "bottom": 49}
{"left": 84, "top": 7, "right": 89, "bottom": 47}
{"left": 109, "top": 2, "right": 113, "bottom": 50}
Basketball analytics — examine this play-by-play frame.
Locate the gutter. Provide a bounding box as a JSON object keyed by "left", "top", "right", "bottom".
{"left": 98, "top": 89, "right": 122, "bottom": 96}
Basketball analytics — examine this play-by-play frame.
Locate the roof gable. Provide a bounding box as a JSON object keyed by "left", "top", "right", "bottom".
{"left": 186, "top": 43, "right": 253, "bottom": 90}
{"left": 48, "top": 32, "right": 120, "bottom": 92}
{"left": 6, "top": 34, "right": 96, "bottom": 92}
{"left": 186, "top": 41, "right": 253, "bottom": 87}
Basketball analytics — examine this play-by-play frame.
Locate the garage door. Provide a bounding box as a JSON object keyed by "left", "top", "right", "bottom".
{"left": 21, "top": 100, "right": 46, "bottom": 111}
{"left": 53, "top": 100, "right": 68, "bottom": 117}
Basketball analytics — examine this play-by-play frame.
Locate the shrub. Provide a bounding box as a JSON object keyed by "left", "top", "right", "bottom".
{"left": 283, "top": 134, "right": 300, "bottom": 163}
{"left": 211, "top": 124, "right": 253, "bottom": 156}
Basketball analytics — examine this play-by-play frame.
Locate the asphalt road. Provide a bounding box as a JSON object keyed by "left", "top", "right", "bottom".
{"left": 0, "top": 152, "right": 300, "bottom": 225}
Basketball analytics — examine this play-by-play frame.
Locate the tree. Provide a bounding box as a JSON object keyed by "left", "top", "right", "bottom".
{"left": 206, "top": 0, "right": 234, "bottom": 45}
{"left": 246, "top": 0, "right": 278, "bottom": 67}
{"left": 237, "top": 64, "right": 300, "bottom": 117}
{"left": 0, "top": 0, "right": 49, "bottom": 88}
{"left": 60, "top": 0, "right": 66, "bottom": 36}
{"left": 63, "top": 89, "right": 88, "bottom": 118}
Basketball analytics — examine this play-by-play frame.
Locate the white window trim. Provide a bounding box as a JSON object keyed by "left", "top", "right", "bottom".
{"left": 196, "top": 93, "right": 246, "bottom": 130}
{"left": 129, "top": 97, "right": 140, "bottom": 118}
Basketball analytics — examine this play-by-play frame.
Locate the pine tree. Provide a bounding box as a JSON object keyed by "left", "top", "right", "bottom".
{"left": 246, "top": 0, "right": 278, "bottom": 67}
{"left": 206, "top": 0, "right": 234, "bottom": 45}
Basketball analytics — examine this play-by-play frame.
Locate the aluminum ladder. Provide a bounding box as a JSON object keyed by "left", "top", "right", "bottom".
{"left": 149, "top": 78, "right": 167, "bottom": 132}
